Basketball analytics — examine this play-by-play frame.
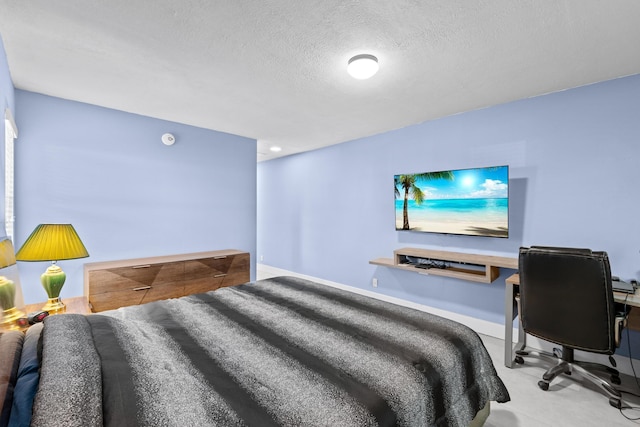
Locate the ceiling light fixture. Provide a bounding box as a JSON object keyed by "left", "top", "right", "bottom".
{"left": 270, "top": 146, "right": 282, "bottom": 152}
{"left": 347, "top": 54, "right": 379, "bottom": 80}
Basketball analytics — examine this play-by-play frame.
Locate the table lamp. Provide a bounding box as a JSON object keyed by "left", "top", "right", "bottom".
{"left": 0, "top": 237, "right": 24, "bottom": 330}
{"left": 16, "top": 224, "right": 89, "bottom": 313}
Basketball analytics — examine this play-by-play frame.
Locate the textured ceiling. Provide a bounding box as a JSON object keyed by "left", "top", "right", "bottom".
{"left": 1, "top": 1, "right": 639, "bottom": 161}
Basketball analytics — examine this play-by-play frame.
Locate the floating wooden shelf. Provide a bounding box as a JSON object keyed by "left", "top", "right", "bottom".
{"left": 369, "top": 247, "right": 518, "bottom": 283}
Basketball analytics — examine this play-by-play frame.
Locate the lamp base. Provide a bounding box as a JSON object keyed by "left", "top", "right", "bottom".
{"left": 41, "top": 297, "right": 66, "bottom": 314}
{"left": 1, "top": 306, "right": 26, "bottom": 330}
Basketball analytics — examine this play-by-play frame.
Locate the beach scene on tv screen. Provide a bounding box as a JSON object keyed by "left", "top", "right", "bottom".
{"left": 395, "top": 165, "right": 509, "bottom": 238}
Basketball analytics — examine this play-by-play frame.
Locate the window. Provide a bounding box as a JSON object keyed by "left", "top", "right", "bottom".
{"left": 4, "top": 108, "right": 17, "bottom": 241}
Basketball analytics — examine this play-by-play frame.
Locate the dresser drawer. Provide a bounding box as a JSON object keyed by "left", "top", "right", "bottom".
{"left": 183, "top": 253, "right": 250, "bottom": 295}
{"left": 89, "top": 282, "right": 184, "bottom": 312}
{"left": 218, "top": 253, "right": 250, "bottom": 289}
{"left": 88, "top": 261, "right": 184, "bottom": 295}
{"left": 183, "top": 276, "right": 226, "bottom": 295}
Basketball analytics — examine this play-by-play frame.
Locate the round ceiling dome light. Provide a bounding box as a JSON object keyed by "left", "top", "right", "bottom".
{"left": 347, "top": 54, "right": 379, "bottom": 80}
{"left": 270, "top": 146, "right": 282, "bottom": 152}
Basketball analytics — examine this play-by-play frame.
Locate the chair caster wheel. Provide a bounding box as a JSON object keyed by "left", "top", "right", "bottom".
{"left": 609, "top": 398, "right": 621, "bottom": 409}
{"left": 611, "top": 375, "right": 621, "bottom": 385}
{"left": 515, "top": 356, "right": 524, "bottom": 364}
{"left": 538, "top": 380, "right": 549, "bottom": 391}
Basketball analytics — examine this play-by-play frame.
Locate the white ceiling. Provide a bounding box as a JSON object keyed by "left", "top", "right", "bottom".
{"left": 1, "top": 1, "right": 639, "bottom": 162}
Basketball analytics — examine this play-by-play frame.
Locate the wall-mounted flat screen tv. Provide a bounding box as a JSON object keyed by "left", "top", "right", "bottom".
{"left": 394, "top": 165, "right": 509, "bottom": 238}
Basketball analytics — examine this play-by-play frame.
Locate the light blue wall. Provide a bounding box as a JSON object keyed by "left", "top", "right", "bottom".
{"left": 258, "top": 74, "right": 640, "bottom": 326}
{"left": 15, "top": 90, "right": 257, "bottom": 303}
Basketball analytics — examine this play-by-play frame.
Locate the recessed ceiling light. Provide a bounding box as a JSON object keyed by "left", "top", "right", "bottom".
{"left": 347, "top": 54, "right": 379, "bottom": 80}
{"left": 270, "top": 146, "right": 282, "bottom": 152}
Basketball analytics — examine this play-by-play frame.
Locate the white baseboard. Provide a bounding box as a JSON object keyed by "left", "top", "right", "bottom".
{"left": 257, "top": 263, "right": 640, "bottom": 377}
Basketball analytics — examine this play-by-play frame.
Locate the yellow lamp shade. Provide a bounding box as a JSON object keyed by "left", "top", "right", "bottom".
{"left": 0, "top": 238, "right": 16, "bottom": 269}
{"left": 16, "top": 224, "right": 89, "bottom": 262}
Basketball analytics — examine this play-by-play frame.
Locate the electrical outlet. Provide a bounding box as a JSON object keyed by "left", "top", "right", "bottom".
{"left": 260, "top": 255, "right": 264, "bottom": 262}
{"left": 372, "top": 278, "right": 378, "bottom": 288}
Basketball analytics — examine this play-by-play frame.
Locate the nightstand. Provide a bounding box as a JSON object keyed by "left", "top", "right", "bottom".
{"left": 22, "top": 296, "right": 92, "bottom": 316}
{"left": 0, "top": 296, "right": 92, "bottom": 332}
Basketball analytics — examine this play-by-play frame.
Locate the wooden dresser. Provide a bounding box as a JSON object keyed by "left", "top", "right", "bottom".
{"left": 84, "top": 249, "right": 250, "bottom": 312}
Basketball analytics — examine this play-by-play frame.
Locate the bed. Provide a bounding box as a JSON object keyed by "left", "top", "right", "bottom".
{"left": 1, "top": 276, "right": 509, "bottom": 426}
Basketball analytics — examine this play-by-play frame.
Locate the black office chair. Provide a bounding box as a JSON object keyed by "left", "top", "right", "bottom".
{"left": 516, "top": 246, "right": 627, "bottom": 408}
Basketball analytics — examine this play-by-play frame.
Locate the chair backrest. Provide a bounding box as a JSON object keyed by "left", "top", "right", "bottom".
{"left": 518, "top": 246, "right": 616, "bottom": 354}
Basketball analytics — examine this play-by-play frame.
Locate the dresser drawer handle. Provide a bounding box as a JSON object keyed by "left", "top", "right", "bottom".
{"left": 214, "top": 274, "right": 227, "bottom": 278}
{"left": 132, "top": 265, "right": 151, "bottom": 269}
{"left": 132, "top": 286, "right": 152, "bottom": 291}
{"left": 213, "top": 256, "right": 227, "bottom": 259}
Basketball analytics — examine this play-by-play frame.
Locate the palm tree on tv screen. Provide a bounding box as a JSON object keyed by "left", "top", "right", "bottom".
{"left": 395, "top": 172, "right": 454, "bottom": 230}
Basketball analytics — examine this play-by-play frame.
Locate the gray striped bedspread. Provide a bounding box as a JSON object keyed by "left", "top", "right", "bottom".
{"left": 31, "top": 276, "right": 509, "bottom": 426}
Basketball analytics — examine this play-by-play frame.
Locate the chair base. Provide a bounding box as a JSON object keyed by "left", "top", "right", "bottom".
{"left": 516, "top": 347, "right": 622, "bottom": 409}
